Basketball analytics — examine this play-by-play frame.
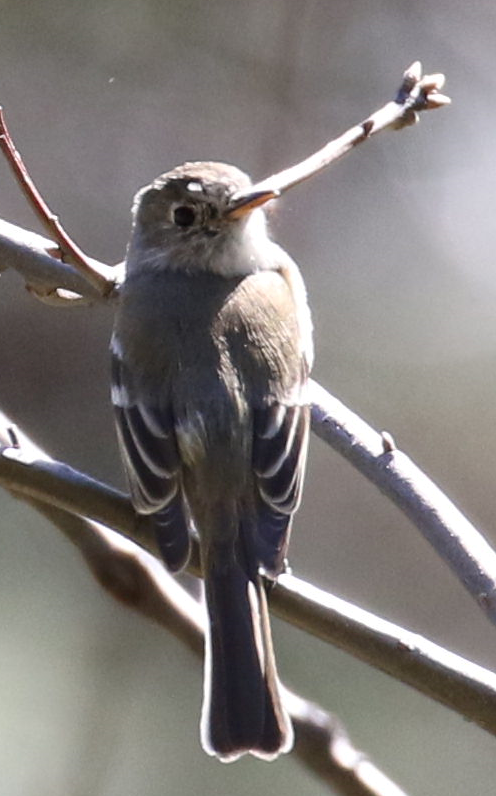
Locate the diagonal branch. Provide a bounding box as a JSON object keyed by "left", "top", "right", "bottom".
{"left": 286, "top": 690, "right": 410, "bottom": 796}
{"left": 23, "top": 498, "right": 408, "bottom": 796}
{"left": 0, "top": 219, "right": 114, "bottom": 303}
{"left": 310, "top": 381, "right": 496, "bottom": 625}
{"left": 1, "top": 372, "right": 495, "bottom": 633}
{"left": 0, "top": 402, "right": 407, "bottom": 795}
{"left": 273, "top": 574, "right": 496, "bottom": 736}
{"left": 1, "top": 410, "right": 496, "bottom": 741}
{"left": 228, "top": 61, "right": 450, "bottom": 211}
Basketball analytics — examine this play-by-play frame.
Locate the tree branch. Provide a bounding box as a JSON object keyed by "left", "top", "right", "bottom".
{"left": 2, "top": 410, "right": 496, "bottom": 742}
{"left": 0, "top": 219, "right": 114, "bottom": 303}
{"left": 0, "top": 107, "right": 115, "bottom": 296}
{"left": 2, "top": 363, "right": 495, "bottom": 639}
{"left": 286, "top": 690, "right": 409, "bottom": 796}
{"left": 310, "top": 381, "right": 496, "bottom": 625}
{"left": 229, "top": 61, "right": 450, "bottom": 210}
{"left": 13, "top": 479, "right": 409, "bottom": 794}
{"left": 273, "top": 574, "right": 496, "bottom": 736}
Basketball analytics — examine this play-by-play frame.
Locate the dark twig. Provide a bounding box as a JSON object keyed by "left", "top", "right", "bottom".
{"left": 0, "top": 108, "right": 115, "bottom": 296}
{"left": 1, "top": 411, "right": 496, "bottom": 740}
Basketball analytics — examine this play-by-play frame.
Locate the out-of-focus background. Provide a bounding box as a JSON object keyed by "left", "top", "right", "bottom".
{"left": 1, "top": 1, "right": 495, "bottom": 794}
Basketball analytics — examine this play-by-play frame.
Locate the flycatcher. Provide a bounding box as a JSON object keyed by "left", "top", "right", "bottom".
{"left": 111, "top": 161, "right": 313, "bottom": 761}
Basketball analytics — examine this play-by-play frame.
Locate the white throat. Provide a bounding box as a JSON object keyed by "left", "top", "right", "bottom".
{"left": 209, "top": 208, "right": 276, "bottom": 277}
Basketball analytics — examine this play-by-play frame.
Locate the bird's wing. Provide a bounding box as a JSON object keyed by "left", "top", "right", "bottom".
{"left": 252, "top": 398, "right": 310, "bottom": 576}
{"left": 111, "top": 338, "right": 191, "bottom": 571}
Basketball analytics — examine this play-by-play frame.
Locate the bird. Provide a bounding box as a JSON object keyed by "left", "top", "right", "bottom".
{"left": 110, "top": 161, "right": 313, "bottom": 762}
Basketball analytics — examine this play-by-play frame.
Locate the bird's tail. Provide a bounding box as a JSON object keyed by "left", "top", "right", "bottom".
{"left": 200, "top": 544, "right": 293, "bottom": 762}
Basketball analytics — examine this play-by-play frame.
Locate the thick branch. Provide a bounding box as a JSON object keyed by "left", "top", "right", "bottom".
{"left": 286, "top": 690, "right": 409, "bottom": 796}
{"left": 0, "top": 219, "right": 112, "bottom": 302}
{"left": 0, "top": 438, "right": 144, "bottom": 545}
{"left": 310, "top": 381, "right": 496, "bottom": 624}
{"left": 2, "top": 412, "right": 496, "bottom": 741}
{"left": 2, "top": 370, "right": 495, "bottom": 637}
{"left": 273, "top": 575, "right": 496, "bottom": 736}
{"left": 23, "top": 499, "right": 407, "bottom": 796}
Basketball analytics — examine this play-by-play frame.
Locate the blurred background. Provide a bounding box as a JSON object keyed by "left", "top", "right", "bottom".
{"left": 0, "top": 1, "right": 495, "bottom": 793}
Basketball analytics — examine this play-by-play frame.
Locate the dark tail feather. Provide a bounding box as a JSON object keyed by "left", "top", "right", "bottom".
{"left": 152, "top": 491, "right": 191, "bottom": 572}
{"left": 200, "top": 554, "right": 293, "bottom": 762}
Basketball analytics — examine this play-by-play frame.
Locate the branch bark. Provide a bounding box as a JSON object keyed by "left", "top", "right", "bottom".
{"left": 310, "top": 381, "right": 496, "bottom": 624}
{"left": 2, "top": 369, "right": 495, "bottom": 635}
{"left": 10, "top": 470, "right": 409, "bottom": 795}
{"left": 1, "top": 410, "right": 496, "bottom": 743}
{"left": 0, "top": 219, "right": 117, "bottom": 303}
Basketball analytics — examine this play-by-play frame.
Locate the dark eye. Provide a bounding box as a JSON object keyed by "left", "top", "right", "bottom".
{"left": 173, "top": 205, "right": 196, "bottom": 227}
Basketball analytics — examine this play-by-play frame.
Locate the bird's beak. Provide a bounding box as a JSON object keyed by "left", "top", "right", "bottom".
{"left": 225, "top": 188, "right": 279, "bottom": 219}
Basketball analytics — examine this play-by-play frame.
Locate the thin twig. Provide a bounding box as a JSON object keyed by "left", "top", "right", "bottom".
{"left": 0, "top": 108, "right": 115, "bottom": 296}
{"left": 2, "top": 411, "right": 496, "bottom": 739}
{"left": 228, "top": 62, "right": 450, "bottom": 211}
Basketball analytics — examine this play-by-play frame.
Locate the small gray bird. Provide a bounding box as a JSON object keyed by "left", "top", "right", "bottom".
{"left": 111, "top": 162, "right": 313, "bottom": 761}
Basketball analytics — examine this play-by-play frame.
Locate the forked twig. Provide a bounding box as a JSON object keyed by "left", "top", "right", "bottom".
{"left": 0, "top": 219, "right": 115, "bottom": 304}
{"left": 0, "top": 107, "right": 114, "bottom": 297}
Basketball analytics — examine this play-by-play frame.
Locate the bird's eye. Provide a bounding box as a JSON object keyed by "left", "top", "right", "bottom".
{"left": 172, "top": 205, "right": 196, "bottom": 227}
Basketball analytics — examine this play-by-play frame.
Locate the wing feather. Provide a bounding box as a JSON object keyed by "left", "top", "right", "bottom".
{"left": 252, "top": 402, "right": 310, "bottom": 576}
{"left": 111, "top": 341, "right": 191, "bottom": 571}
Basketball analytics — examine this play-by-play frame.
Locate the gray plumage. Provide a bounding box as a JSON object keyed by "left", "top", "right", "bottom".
{"left": 111, "top": 162, "right": 313, "bottom": 761}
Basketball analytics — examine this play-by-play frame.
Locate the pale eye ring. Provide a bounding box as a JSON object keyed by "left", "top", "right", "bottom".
{"left": 171, "top": 204, "right": 197, "bottom": 228}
